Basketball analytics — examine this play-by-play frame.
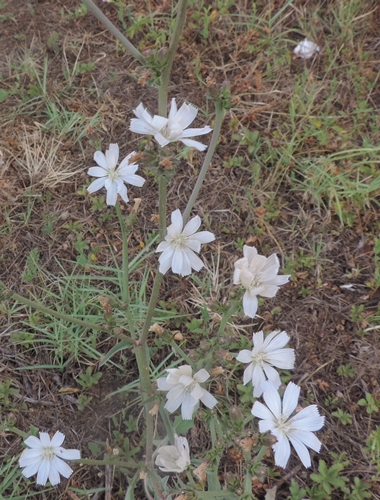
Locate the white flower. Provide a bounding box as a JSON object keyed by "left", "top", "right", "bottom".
{"left": 130, "top": 98, "right": 212, "bottom": 151}
{"left": 19, "top": 431, "right": 80, "bottom": 486}
{"left": 155, "top": 434, "right": 191, "bottom": 473}
{"left": 156, "top": 209, "right": 215, "bottom": 277}
{"left": 233, "top": 245, "right": 290, "bottom": 318}
{"left": 251, "top": 382, "right": 325, "bottom": 468}
{"left": 293, "top": 38, "right": 320, "bottom": 59}
{"left": 87, "top": 143, "right": 145, "bottom": 206}
{"left": 236, "top": 330, "right": 295, "bottom": 398}
{"left": 157, "top": 365, "right": 217, "bottom": 420}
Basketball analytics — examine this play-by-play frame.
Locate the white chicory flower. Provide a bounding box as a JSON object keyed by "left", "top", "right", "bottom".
{"left": 157, "top": 365, "right": 217, "bottom": 420}
{"left": 236, "top": 330, "right": 295, "bottom": 398}
{"left": 251, "top": 382, "right": 325, "bottom": 468}
{"left": 19, "top": 431, "right": 80, "bottom": 486}
{"left": 155, "top": 434, "right": 191, "bottom": 473}
{"left": 293, "top": 38, "right": 320, "bottom": 59}
{"left": 233, "top": 245, "right": 290, "bottom": 318}
{"left": 87, "top": 143, "right": 145, "bottom": 206}
{"left": 156, "top": 209, "right": 215, "bottom": 277}
{"left": 130, "top": 98, "right": 212, "bottom": 151}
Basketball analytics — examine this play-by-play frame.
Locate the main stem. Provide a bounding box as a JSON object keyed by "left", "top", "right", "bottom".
{"left": 133, "top": 2, "right": 190, "bottom": 496}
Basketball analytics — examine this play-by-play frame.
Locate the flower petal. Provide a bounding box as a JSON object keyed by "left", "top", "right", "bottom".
{"left": 243, "top": 245, "right": 258, "bottom": 262}
{"left": 200, "top": 390, "right": 218, "bottom": 409}
{"left": 182, "top": 247, "right": 204, "bottom": 272}
{"left": 180, "top": 138, "right": 207, "bottom": 151}
{"left": 104, "top": 179, "right": 118, "bottom": 206}
{"left": 116, "top": 179, "right": 129, "bottom": 204}
{"left": 262, "top": 386, "right": 282, "bottom": 418}
{"left": 56, "top": 448, "right": 81, "bottom": 460}
{"left": 251, "top": 363, "right": 266, "bottom": 398}
{"left": 262, "top": 330, "right": 288, "bottom": 351}
{"left": 172, "top": 103, "right": 198, "bottom": 130}
{"left": 105, "top": 143, "right": 119, "bottom": 168}
{"left": 273, "top": 435, "right": 291, "bottom": 468}
{"left": 88, "top": 166, "right": 107, "bottom": 178}
{"left": 51, "top": 431, "right": 65, "bottom": 448}
{"left": 36, "top": 458, "right": 50, "bottom": 486}
{"left": 94, "top": 151, "right": 109, "bottom": 170}
{"left": 87, "top": 177, "right": 106, "bottom": 194}
{"left": 290, "top": 406, "right": 325, "bottom": 431}
{"left": 282, "top": 382, "right": 300, "bottom": 418}
{"left": 21, "top": 460, "right": 41, "bottom": 479}
{"left": 180, "top": 126, "right": 212, "bottom": 138}
{"left": 251, "top": 401, "right": 275, "bottom": 421}
{"left": 266, "top": 349, "right": 295, "bottom": 369}
{"left": 53, "top": 455, "right": 75, "bottom": 479}
{"left": 242, "top": 291, "right": 258, "bottom": 318}
{"left": 181, "top": 393, "right": 197, "bottom": 420}
{"left": 243, "top": 362, "right": 254, "bottom": 386}
{"left": 182, "top": 216, "right": 201, "bottom": 237}
{"left": 189, "top": 230, "right": 215, "bottom": 245}
{"left": 24, "top": 436, "right": 43, "bottom": 449}
{"left": 236, "top": 349, "right": 253, "bottom": 364}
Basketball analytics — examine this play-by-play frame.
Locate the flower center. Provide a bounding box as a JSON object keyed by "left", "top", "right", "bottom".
{"left": 275, "top": 414, "right": 292, "bottom": 434}
{"left": 172, "top": 234, "right": 187, "bottom": 249}
{"left": 42, "top": 446, "right": 56, "bottom": 461}
{"left": 182, "top": 380, "right": 196, "bottom": 394}
{"left": 249, "top": 273, "right": 263, "bottom": 290}
{"left": 252, "top": 351, "right": 267, "bottom": 366}
{"left": 160, "top": 123, "right": 182, "bottom": 141}
{"left": 108, "top": 167, "right": 119, "bottom": 181}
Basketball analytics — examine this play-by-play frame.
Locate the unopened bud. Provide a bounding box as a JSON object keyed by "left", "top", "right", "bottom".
{"left": 173, "top": 331, "right": 184, "bottom": 341}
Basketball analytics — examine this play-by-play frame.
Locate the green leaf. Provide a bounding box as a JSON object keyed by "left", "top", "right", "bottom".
{"left": 99, "top": 340, "right": 132, "bottom": 366}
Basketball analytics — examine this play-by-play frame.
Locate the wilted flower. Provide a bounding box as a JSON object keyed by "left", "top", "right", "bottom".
{"left": 157, "top": 365, "right": 217, "bottom": 420}
{"left": 130, "top": 98, "right": 212, "bottom": 151}
{"left": 87, "top": 143, "right": 145, "bottom": 206}
{"left": 155, "top": 434, "right": 191, "bottom": 473}
{"left": 19, "top": 431, "right": 80, "bottom": 486}
{"left": 293, "top": 38, "right": 320, "bottom": 59}
{"left": 236, "top": 330, "right": 295, "bottom": 397}
{"left": 233, "top": 245, "right": 290, "bottom": 318}
{"left": 156, "top": 209, "right": 215, "bottom": 277}
{"left": 251, "top": 382, "right": 324, "bottom": 468}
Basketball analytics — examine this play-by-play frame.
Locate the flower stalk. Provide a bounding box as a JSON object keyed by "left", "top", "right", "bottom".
{"left": 183, "top": 99, "right": 225, "bottom": 224}
{"left": 158, "top": 0, "right": 189, "bottom": 115}
{"left": 82, "top": 0, "right": 145, "bottom": 64}
{"left": 115, "top": 203, "right": 136, "bottom": 339}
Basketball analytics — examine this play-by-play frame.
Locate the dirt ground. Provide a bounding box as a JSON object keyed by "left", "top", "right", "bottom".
{"left": 1, "top": 0, "right": 380, "bottom": 499}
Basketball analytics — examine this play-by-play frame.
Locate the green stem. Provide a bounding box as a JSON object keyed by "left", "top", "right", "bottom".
{"left": 115, "top": 204, "right": 136, "bottom": 339}
{"left": 204, "top": 299, "right": 240, "bottom": 371}
{"left": 169, "top": 340, "right": 193, "bottom": 366}
{"left": 216, "top": 300, "right": 240, "bottom": 337}
{"left": 82, "top": 0, "right": 145, "bottom": 64}
{"left": 183, "top": 99, "right": 225, "bottom": 224}
{"left": 158, "top": 0, "right": 189, "bottom": 115}
{"left": 132, "top": 2, "right": 189, "bottom": 495}
{"left": 159, "top": 405, "right": 175, "bottom": 443}
{"left": 6, "top": 291, "right": 104, "bottom": 331}
{"left": 77, "top": 458, "right": 137, "bottom": 468}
